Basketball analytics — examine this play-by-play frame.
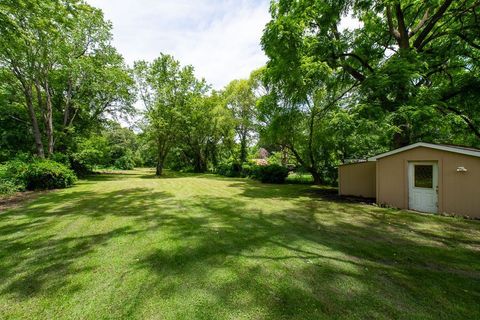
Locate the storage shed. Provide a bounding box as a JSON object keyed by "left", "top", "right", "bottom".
{"left": 338, "top": 161, "right": 376, "bottom": 198}
{"left": 338, "top": 142, "right": 480, "bottom": 218}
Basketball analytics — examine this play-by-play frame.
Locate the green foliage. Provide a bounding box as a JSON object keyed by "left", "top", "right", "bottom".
{"left": 104, "top": 124, "right": 139, "bottom": 164}
{"left": 261, "top": 0, "right": 480, "bottom": 147}
{"left": 223, "top": 79, "right": 258, "bottom": 163}
{"left": 215, "top": 159, "right": 263, "bottom": 178}
{"left": 258, "top": 0, "right": 480, "bottom": 185}
{"left": 50, "top": 153, "right": 71, "bottom": 166}
{"left": 215, "top": 160, "right": 289, "bottom": 184}
{"left": 252, "top": 164, "right": 289, "bottom": 184}
{"left": 0, "top": 73, "right": 33, "bottom": 162}
{"left": 240, "top": 163, "right": 257, "bottom": 179}
{"left": 72, "top": 140, "right": 106, "bottom": 171}
{"left": 23, "top": 160, "right": 77, "bottom": 190}
{"left": 0, "top": 159, "right": 76, "bottom": 193}
{"left": 68, "top": 123, "right": 139, "bottom": 171}
{"left": 114, "top": 154, "right": 135, "bottom": 170}
{"left": 0, "top": 159, "right": 29, "bottom": 191}
{"left": 216, "top": 161, "right": 243, "bottom": 178}
{"left": 134, "top": 55, "right": 202, "bottom": 175}
{"left": 135, "top": 54, "right": 234, "bottom": 175}
{"left": 0, "top": 0, "right": 135, "bottom": 158}
{"left": 2, "top": 0, "right": 478, "bottom": 191}
{"left": 0, "top": 178, "right": 22, "bottom": 195}
{"left": 68, "top": 158, "right": 91, "bottom": 178}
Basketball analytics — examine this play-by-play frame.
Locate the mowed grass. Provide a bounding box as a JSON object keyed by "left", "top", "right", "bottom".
{"left": 1, "top": 169, "right": 479, "bottom": 320}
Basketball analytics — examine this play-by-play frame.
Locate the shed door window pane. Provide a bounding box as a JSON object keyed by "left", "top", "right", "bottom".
{"left": 414, "top": 165, "right": 433, "bottom": 188}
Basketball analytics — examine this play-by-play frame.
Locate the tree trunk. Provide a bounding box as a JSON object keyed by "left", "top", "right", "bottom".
{"left": 156, "top": 139, "right": 168, "bottom": 176}
{"left": 281, "top": 146, "right": 288, "bottom": 166}
{"left": 193, "top": 153, "right": 206, "bottom": 173}
{"left": 44, "top": 81, "right": 54, "bottom": 156}
{"left": 156, "top": 159, "right": 164, "bottom": 176}
{"left": 24, "top": 87, "right": 45, "bottom": 158}
{"left": 63, "top": 78, "right": 73, "bottom": 128}
{"left": 210, "top": 143, "right": 218, "bottom": 167}
{"left": 392, "top": 130, "right": 411, "bottom": 149}
{"left": 311, "top": 170, "right": 323, "bottom": 185}
{"left": 240, "top": 132, "right": 247, "bottom": 163}
{"left": 288, "top": 145, "right": 323, "bottom": 185}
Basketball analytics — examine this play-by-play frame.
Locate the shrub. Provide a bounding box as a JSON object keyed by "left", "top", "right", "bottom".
{"left": 72, "top": 149, "right": 102, "bottom": 170}
{"left": 0, "top": 159, "right": 29, "bottom": 191}
{"left": 241, "top": 163, "right": 261, "bottom": 180}
{"left": 50, "top": 152, "right": 70, "bottom": 166}
{"left": 23, "top": 160, "right": 77, "bottom": 190}
{"left": 216, "top": 162, "right": 289, "bottom": 183}
{"left": 0, "top": 179, "right": 23, "bottom": 195}
{"left": 114, "top": 155, "right": 135, "bottom": 170}
{"left": 216, "top": 161, "right": 243, "bottom": 177}
{"left": 240, "top": 163, "right": 254, "bottom": 177}
{"left": 0, "top": 159, "right": 77, "bottom": 194}
{"left": 253, "top": 164, "right": 289, "bottom": 184}
{"left": 69, "top": 158, "right": 91, "bottom": 177}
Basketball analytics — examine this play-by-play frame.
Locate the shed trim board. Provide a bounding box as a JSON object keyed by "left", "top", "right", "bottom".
{"left": 368, "top": 142, "right": 480, "bottom": 161}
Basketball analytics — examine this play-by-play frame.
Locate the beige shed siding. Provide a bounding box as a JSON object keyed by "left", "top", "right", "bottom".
{"left": 338, "top": 162, "right": 376, "bottom": 198}
{"left": 376, "top": 147, "right": 480, "bottom": 218}
{"left": 441, "top": 153, "right": 480, "bottom": 217}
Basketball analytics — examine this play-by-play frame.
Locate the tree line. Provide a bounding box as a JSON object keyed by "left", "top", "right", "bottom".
{"left": 1, "top": 0, "right": 479, "bottom": 186}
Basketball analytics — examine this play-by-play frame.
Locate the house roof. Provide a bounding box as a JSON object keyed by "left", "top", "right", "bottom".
{"left": 368, "top": 142, "right": 480, "bottom": 161}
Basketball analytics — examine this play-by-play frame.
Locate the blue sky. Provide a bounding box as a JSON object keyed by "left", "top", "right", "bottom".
{"left": 86, "top": 0, "right": 271, "bottom": 89}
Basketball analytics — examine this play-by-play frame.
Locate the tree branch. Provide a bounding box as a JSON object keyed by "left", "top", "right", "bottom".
{"left": 413, "top": 0, "right": 454, "bottom": 49}
{"left": 456, "top": 33, "right": 480, "bottom": 50}
{"left": 437, "top": 105, "right": 480, "bottom": 140}
{"left": 287, "top": 145, "right": 307, "bottom": 168}
{"left": 336, "top": 53, "right": 374, "bottom": 72}
{"left": 409, "top": 8, "right": 430, "bottom": 37}
{"left": 386, "top": 5, "right": 401, "bottom": 40}
{"left": 395, "top": 3, "right": 410, "bottom": 48}
{"left": 342, "top": 64, "right": 366, "bottom": 82}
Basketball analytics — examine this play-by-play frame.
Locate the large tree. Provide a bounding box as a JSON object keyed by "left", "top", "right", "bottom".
{"left": 256, "top": 64, "right": 388, "bottom": 184}
{"left": 136, "top": 55, "right": 235, "bottom": 175}
{"left": 134, "top": 54, "right": 208, "bottom": 175}
{"left": 262, "top": 0, "right": 480, "bottom": 148}
{"left": 178, "top": 91, "right": 235, "bottom": 172}
{"left": 223, "top": 79, "right": 258, "bottom": 163}
{"left": 0, "top": 0, "right": 134, "bottom": 157}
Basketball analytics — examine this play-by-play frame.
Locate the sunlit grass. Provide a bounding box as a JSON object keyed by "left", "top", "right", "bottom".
{"left": 286, "top": 172, "right": 314, "bottom": 184}
{"left": 0, "top": 168, "right": 479, "bottom": 319}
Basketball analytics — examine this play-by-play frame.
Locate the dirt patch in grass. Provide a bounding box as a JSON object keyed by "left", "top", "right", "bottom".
{"left": 0, "top": 191, "right": 48, "bottom": 212}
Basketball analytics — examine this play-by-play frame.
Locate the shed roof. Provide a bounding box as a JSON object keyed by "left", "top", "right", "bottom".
{"left": 368, "top": 142, "right": 480, "bottom": 161}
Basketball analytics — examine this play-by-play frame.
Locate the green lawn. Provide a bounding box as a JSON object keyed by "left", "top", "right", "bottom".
{"left": 1, "top": 169, "right": 479, "bottom": 319}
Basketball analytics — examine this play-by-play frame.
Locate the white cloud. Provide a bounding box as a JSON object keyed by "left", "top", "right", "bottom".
{"left": 86, "top": 0, "right": 271, "bottom": 89}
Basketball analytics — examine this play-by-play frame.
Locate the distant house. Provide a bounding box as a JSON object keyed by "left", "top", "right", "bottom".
{"left": 338, "top": 142, "right": 480, "bottom": 218}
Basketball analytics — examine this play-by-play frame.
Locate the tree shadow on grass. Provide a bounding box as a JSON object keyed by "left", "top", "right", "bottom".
{"left": 224, "top": 180, "right": 313, "bottom": 200}
{"left": 1, "top": 173, "right": 479, "bottom": 318}
{"left": 0, "top": 226, "right": 140, "bottom": 299}
{"left": 134, "top": 195, "right": 480, "bottom": 319}
{"left": 138, "top": 172, "right": 233, "bottom": 180}
{"left": 50, "top": 188, "right": 175, "bottom": 219}
{"left": 2, "top": 188, "right": 174, "bottom": 219}
{"left": 0, "top": 188, "right": 175, "bottom": 300}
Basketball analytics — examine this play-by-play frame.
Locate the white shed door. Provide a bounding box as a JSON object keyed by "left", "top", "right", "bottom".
{"left": 408, "top": 162, "right": 438, "bottom": 213}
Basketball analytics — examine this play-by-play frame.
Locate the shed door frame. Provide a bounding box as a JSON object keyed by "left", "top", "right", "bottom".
{"left": 408, "top": 162, "right": 438, "bottom": 213}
